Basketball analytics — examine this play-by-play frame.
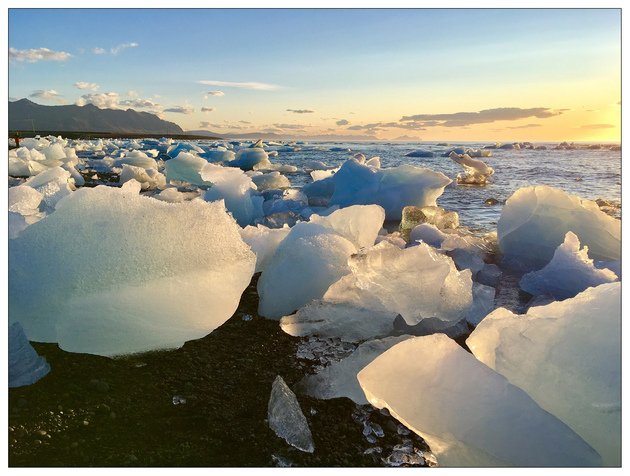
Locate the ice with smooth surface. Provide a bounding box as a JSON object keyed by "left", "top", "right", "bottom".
{"left": 164, "top": 151, "right": 213, "bottom": 186}
{"left": 449, "top": 152, "right": 494, "bottom": 185}
{"left": 267, "top": 376, "right": 315, "bottom": 453}
{"left": 251, "top": 171, "right": 291, "bottom": 191}
{"left": 519, "top": 232, "right": 617, "bottom": 299}
{"left": 299, "top": 335, "right": 412, "bottom": 404}
{"left": 309, "top": 205, "right": 385, "bottom": 250}
{"left": 257, "top": 222, "right": 357, "bottom": 319}
{"left": 240, "top": 224, "right": 291, "bottom": 273}
{"left": 498, "top": 185, "right": 621, "bottom": 271}
{"left": 358, "top": 334, "right": 602, "bottom": 467}
{"left": 9, "top": 322, "right": 51, "bottom": 388}
{"left": 467, "top": 282, "right": 620, "bottom": 466}
{"left": 230, "top": 147, "right": 269, "bottom": 170}
{"left": 9, "top": 182, "right": 256, "bottom": 356}
{"left": 303, "top": 159, "right": 451, "bottom": 220}
{"left": 201, "top": 164, "right": 264, "bottom": 226}
{"left": 115, "top": 150, "right": 159, "bottom": 170}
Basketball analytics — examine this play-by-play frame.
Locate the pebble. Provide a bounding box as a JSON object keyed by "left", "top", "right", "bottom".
{"left": 82, "top": 420, "right": 89, "bottom": 426}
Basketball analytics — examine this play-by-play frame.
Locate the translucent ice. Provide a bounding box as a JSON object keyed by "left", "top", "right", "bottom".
{"left": 240, "top": 224, "right": 291, "bottom": 273}
{"left": 257, "top": 223, "right": 357, "bottom": 319}
{"left": 519, "top": 232, "right": 617, "bottom": 299}
{"left": 498, "top": 186, "right": 621, "bottom": 271}
{"left": 309, "top": 205, "right": 385, "bottom": 250}
{"left": 267, "top": 376, "right": 315, "bottom": 453}
{"left": 164, "top": 151, "right": 213, "bottom": 186}
{"left": 449, "top": 152, "right": 494, "bottom": 185}
{"left": 23, "top": 166, "right": 75, "bottom": 210}
{"left": 467, "top": 282, "right": 620, "bottom": 465}
{"left": 115, "top": 150, "right": 158, "bottom": 170}
{"left": 9, "top": 183, "right": 255, "bottom": 356}
{"left": 199, "top": 148, "right": 236, "bottom": 163}
{"left": 230, "top": 148, "right": 269, "bottom": 171}
{"left": 299, "top": 335, "right": 412, "bottom": 404}
{"left": 358, "top": 334, "right": 602, "bottom": 467}
{"left": 251, "top": 171, "right": 291, "bottom": 191}
{"left": 8, "top": 185, "right": 43, "bottom": 217}
{"left": 9, "top": 322, "right": 51, "bottom": 388}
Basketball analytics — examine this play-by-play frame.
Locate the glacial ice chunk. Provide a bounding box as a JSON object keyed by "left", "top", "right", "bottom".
{"left": 23, "top": 166, "right": 75, "bottom": 210}
{"left": 467, "top": 282, "right": 620, "bottom": 466}
{"left": 164, "top": 152, "right": 213, "bottom": 186}
{"left": 199, "top": 148, "right": 236, "bottom": 163}
{"left": 299, "top": 335, "right": 412, "bottom": 404}
{"left": 498, "top": 186, "right": 621, "bottom": 271}
{"left": 257, "top": 223, "right": 357, "bottom": 319}
{"left": 251, "top": 171, "right": 291, "bottom": 191}
{"left": 358, "top": 334, "right": 602, "bottom": 467}
{"left": 9, "top": 185, "right": 255, "bottom": 356}
{"left": 267, "top": 376, "right": 315, "bottom": 453}
{"left": 449, "top": 152, "right": 494, "bottom": 185}
{"left": 9, "top": 322, "right": 51, "bottom": 388}
{"left": 230, "top": 148, "right": 269, "bottom": 171}
{"left": 115, "top": 150, "right": 159, "bottom": 170}
{"left": 240, "top": 224, "right": 291, "bottom": 273}
{"left": 309, "top": 204, "right": 385, "bottom": 250}
{"left": 120, "top": 165, "right": 166, "bottom": 190}
{"left": 519, "top": 232, "right": 617, "bottom": 299}
{"left": 8, "top": 185, "right": 43, "bottom": 216}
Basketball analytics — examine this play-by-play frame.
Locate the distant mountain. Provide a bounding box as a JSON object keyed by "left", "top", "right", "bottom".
{"left": 9, "top": 99, "right": 184, "bottom": 135}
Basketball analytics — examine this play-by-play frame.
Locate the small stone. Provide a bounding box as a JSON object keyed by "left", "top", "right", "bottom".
{"left": 36, "top": 430, "right": 47, "bottom": 436}
{"left": 371, "top": 423, "right": 384, "bottom": 438}
{"left": 110, "top": 412, "right": 117, "bottom": 420}
{"left": 366, "top": 434, "right": 377, "bottom": 444}
{"left": 82, "top": 420, "right": 89, "bottom": 426}
{"left": 242, "top": 314, "right": 253, "bottom": 321}
{"left": 484, "top": 197, "right": 500, "bottom": 206}
{"left": 397, "top": 424, "right": 411, "bottom": 436}
{"left": 364, "top": 447, "right": 382, "bottom": 455}
{"left": 172, "top": 395, "right": 187, "bottom": 405}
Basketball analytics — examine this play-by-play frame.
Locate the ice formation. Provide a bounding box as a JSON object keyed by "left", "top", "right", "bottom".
{"left": 239, "top": 224, "right": 291, "bottom": 273}
{"left": 201, "top": 164, "right": 264, "bottom": 226}
{"left": 309, "top": 205, "right": 385, "bottom": 250}
{"left": 199, "top": 148, "right": 236, "bottom": 163}
{"left": 154, "top": 187, "right": 187, "bottom": 203}
{"left": 449, "top": 152, "right": 494, "bottom": 185}
{"left": 299, "top": 335, "right": 412, "bottom": 405}
{"left": 230, "top": 147, "right": 270, "bottom": 170}
{"left": 302, "top": 159, "right": 451, "bottom": 220}
{"left": 115, "top": 150, "right": 158, "bottom": 170}
{"left": 23, "top": 166, "right": 75, "bottom": 210}
{"left": 9, "top": 322, "right": 51, "bottom": 388}
{"left": 164, "top": 151, "right": 213, "bottom": 186}
{"left": 267, "top": 376, "right": 315, "bottom": 453}
{"left": 251, "top": 171, "right": 291, "bottom": 191}
{"left": 280, "top": 241, "right": 473, "bottom": 341}
{"left": 257, "top": 223, "right": 357, "bottom": 319}
{"left": 498, "top": 185, "right": 621, "bottom": 271}
{"left": 405, "top": 149, "right": 434, "bottom": 158}
{"left": 9, "top": 182, "right": 256, "bottom": 356}
{"left": 467, "top": 282, "right": 620, "bottom": 466}
{"left": 519, "top": 232, "right": 617, "bottom": 299}
{"left": 119, "top": 164, "right": 166, "bottom": 190}
{"left": 400, "top": 205, "right": 459, "bottom": 241}
{"left": 357, "top": 334, "right": 602, "bottom": 467}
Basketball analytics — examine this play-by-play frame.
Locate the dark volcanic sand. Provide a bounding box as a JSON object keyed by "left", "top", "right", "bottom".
{"left": 8, "top": 275, "right": 430, "bottom": 467}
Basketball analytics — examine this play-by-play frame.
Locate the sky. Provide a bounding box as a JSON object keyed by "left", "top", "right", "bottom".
{"left": 8, "top": 8, "right": 621, "bottom": 141}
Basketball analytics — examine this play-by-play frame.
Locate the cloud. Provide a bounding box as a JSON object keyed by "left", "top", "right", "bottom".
{"left": 273, "top": 123, "right": 309, "bottom": 130}
{"left": 164, "top": 105, "right": 194, "bottom": 114}
{"left": 287, "top": 109, "right": 314, "bottom": 114}
{"left": 10, "top": 47, "right": 71, "bottom": 63}
{"left": 74, "top": 81, "right": 99, "bottom": 91}
{"left": 336, "top": 119, "right": 350, "bottom": 126}
{"left": 206, "top": 90, "right": 225, "bottom": 97}
{"left": 110, "top": 42, "right": 139, "bottom": 55}
{"left": 197, "top": 80, "right": 281, "bottom": 91}
{"left": 507, "top": 123, "right": 542, "bottom": 129}
{"left": 348, "top": 121, "right": 427, "bottom": 132}
{"left": 92, "top": 47, "right": 107, "bottom": 55}
{"left": 400, "top": 107, "right": 561, "bottom": 127}
{"left": 76, "top": 92, "right": 120, "bottom": 109}
{"left": 199, "top": 121, "right": 213, "bottom": 129}
{"left": 119, "top": 98, "right": 160, "bottom": 109}
{"left": 239, "top": 120, "right": 251, "bottom": 124}
{"left": 579, "top": 124, "right": 615, "bottom": 129}
{"left": 29, "top": 89, "right": 64, "bottom": 103}
{"left": 201, "top": 107, "right": 215, "bottom": 112}
{"left": 127, "top": 90, "right": 139, "bottom": 98}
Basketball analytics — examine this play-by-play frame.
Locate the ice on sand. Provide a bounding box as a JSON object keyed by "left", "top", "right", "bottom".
{"left": 357, "top": 334, "right": 602, "bottom": 467}
{"left": 498, "top": 185, "right": 620, "bottom": 271}
{"left": 257, "top": 222, "right": 357, "bottom": 319}
{"left": 268, "top": 376, "right": 315, "bottom": 453}
{"left": 9, "top": 181, "right": 256, "bottom": 356}
{"left": 467, "top": 282, "right": 620, "bottom": 466}
{"left": 519, "top": 231, "right": 617, "bottom": 299}
{"left": 9, "top": 322, "right": 51, "bottom": 388}
{"left": 299, "top": 335, "right": 412, "bottom": 405}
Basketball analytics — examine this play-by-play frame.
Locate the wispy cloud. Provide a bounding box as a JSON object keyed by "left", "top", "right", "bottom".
{"left": 336, "top": 119, "right": 350, "bottom": 126}
{"left": 274, "top": 123, "right": 309, "bottom": 130}
{"left": 199, "top": 121, "right": 213, "bottom": 129}
{"left": 287, "top": 109, "right": 314, "bottom": 114}
{"left": 164, "top": 105, "right": 194, "bottom": 114}
{"left": 400, "top": 107, "right": 561, "bottom": 127}
{"left": 119, "top": 98, "right": 160, "bottom": 109}
{"left": 110, "top": 42, "right": 139, "bottom": 55}
{"left": 29, "top": 89, "right": 65, "bottom": 103}
{"left": 74, "top": 81, "right": 99, "bottom": 91}
{"left": 197, "top": 80, "right": 281, "bottom": 91}
{"left": 10, "top": 47, "right": 71, "bottom": 63}
{"left": 579, "top": 124, "right": 615, "bottom": 129}
{"left": 201, "top": 107, "right": 215, "bottom": 112}
{"left": 76, "top": 92, "right": 120, "bottom": 109}
{"left": 206, "top": 90, "right": 225, "bottom": 97}
{"left": 92, "top": 47, "right": 107, "bottom": 55}
{"left": 507, "top": 123, "right": 542, "bottom": 129}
